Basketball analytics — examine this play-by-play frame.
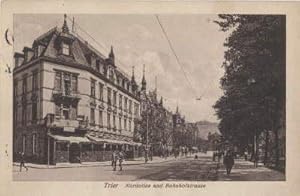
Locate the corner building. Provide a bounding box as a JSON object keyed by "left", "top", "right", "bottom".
{"left": 13, "top": 16, "right": 142, "bottom": 164}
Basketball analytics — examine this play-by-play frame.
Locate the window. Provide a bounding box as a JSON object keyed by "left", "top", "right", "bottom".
{"left": 62, "top": 43, "right": 70, "bottom": 55}
{"left": 71, "top": 75, "right": 78, "bottom": 93}
{"left": 14, "top": 80, "right": 18, "bottom": 122}
{"left": 32, "top": 102, "right": 37, "bottom": 122}
{"left": 62, "top": 105, "right": 69, "bottom": 120}
{"left": 99, "top": 110, "right": 103, "bottom": 127}
{"left": 119, "top": 95, "right": 122, "bottom": 109}
{"left": 96, "top": 60, "right": 100, "bottom": 72}
{"left": 107, "top": 87, "right": 111, "bottom": 105}
{"left": 129, "top": 120, "right": 132, "bottom": 132}
{"left": 14, "top": 80, "right": 18, "bottom": 97}
{"left": 91, "top": 79, "right": 95, "bottom": 97}
{"left": 107, "top": 113, "right": 111, "bottom": 129}
{"left": 124, "top": 119, "right": 127, "bottom": 131}
{"left": 32, "top": 71, "right": 38, "bottom": 91}
{"left": 22, "top": 135, "right": 26, "bottom": 153}
{"left": 90, "top": 108, "right": 95, "bottom": 124}
{"left": 109, "top": 69, "right": 114, "bottom": 81}
{"left": 113, "top": 91, "right": 117, "bottom": 106}
{"left": 113, "top": 115, "right": 116, "bottom": 130}
{"left": 124, "top": 97, "right": 128, "bottom": 111}
{"left": 119, "top": 117, "right": 122, "bottom": 130}
{"left": 99, "top": 83, "right": 103, "bottom": 101}
{"left": 54, "top": 72, "right": 62, "bottom": 90}
{"left": 55, "top": 103, "right": 61, "bottom": 117}
{"left": 22, "top": 105, "right": 27, "bottom": 126}
{"left": 129, "top": 100, "right": 132, "bottom": 114}
{"left": 22, "top": 76, "right": 27, "bottom": 94}
{"left": 32, "top": 134, "right": 37, "bottom": 155}
{"left": 134, "top": 103, "right": 139, "bottom": 116}
{"left": 64, "top": 73, "right": 71, "bottom": 95}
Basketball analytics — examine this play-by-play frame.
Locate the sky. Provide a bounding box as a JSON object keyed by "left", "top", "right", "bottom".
{"left": 14, "top": 14, "right": 229, "bottom": 123}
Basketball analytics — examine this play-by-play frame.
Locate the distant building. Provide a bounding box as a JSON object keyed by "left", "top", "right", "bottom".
{"left": 13, "top": 15, "right": 142, "bottom": 164}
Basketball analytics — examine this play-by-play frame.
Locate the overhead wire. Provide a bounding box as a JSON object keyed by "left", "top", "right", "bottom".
{"left": 155, "top": 15, "right": 198, "bottom": 98}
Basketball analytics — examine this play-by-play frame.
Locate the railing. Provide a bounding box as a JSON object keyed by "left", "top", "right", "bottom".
{"left": 52, "top": 88, "right": 80, "bottom": 100}
{"left": 52, "top": 118, "right": 79, "bottom": 128}
{"left": 45, "top": 113, "right": 87, "bottom": 129}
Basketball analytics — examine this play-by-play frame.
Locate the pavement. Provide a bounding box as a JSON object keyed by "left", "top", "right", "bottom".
{"left": 13, "top": 154, "right": 193, "bottom": 169}
{"left": 217, "top": 158, "right": 285, "bottom": 181}
{"left": 13, "top": 153, "right": 285, "bottom": 181}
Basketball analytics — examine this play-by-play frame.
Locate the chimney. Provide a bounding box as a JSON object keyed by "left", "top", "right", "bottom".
{"left": 14, "top": 52, "right": 24, "bottom": 67}
{"left": 23, "top": 47, "right": 34, "bottom": 63}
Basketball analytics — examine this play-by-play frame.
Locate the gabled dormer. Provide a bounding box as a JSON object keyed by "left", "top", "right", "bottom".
{"left": 55, "top": 14, "right": 75, "bottom": 57}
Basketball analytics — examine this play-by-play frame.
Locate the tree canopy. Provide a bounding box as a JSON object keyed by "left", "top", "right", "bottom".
{"left": 214, "top": 15, "right": 285, "bottom": 149}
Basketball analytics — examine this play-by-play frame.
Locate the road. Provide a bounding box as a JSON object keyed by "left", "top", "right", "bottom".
{"left": 13, "top": 156, "right": 219, "bottom": 181}
{"left": 13, "top": 155, "right": 285, "bottom": 181}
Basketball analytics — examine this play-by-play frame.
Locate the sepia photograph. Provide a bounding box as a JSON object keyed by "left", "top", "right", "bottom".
{"left": 12, "top": 13, "right": 285, "bottom": 181}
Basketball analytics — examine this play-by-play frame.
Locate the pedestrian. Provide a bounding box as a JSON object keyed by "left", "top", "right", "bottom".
{"left": 118, "top": 150, "right": 125, "bottom": 171}
{"left": 217, "top": 151, "right": 222, "bottom": 162}
{"left": 223, "top": 151, "right": 235, "bottom": 175}
{"left": 111, "top": 150, "right": 118, "bottom": 171}
{"left": 19, "top": 152, "right": 28, "bottom": 172}
{"left": 244, "top": 151, "right": 248, "bottom": 161}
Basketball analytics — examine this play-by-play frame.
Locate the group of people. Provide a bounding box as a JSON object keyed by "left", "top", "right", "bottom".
{"left": 111, "top": 150, "right": 125, "bottom": 171}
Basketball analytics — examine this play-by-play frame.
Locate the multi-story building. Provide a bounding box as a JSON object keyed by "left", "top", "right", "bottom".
{"left": 13, "top": 15, "right": 142, "bottom": 164}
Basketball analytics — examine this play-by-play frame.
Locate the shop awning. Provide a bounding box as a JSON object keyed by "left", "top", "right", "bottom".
{"left": 48, "top": 133, "right": 90, "bottom": 143}
{"left": 87, "top": 135, "right": 142, "bottom": 146}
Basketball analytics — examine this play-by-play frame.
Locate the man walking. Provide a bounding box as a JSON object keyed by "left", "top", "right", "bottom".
{"left": 19, "top": 152, "right": 28, "bottom": 172}
{"left": 223, "top": 150, "right": 235, "bottom": 175}
{"left": 118, "top": 150, "right": 125, "bottom": 171}
{"left": 111, "top": 150, "right": 118, "bottom": 171}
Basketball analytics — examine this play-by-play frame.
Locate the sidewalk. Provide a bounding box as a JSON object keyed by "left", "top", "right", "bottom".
{"left": 217, "top": 158, "right": 285, "bottom": 181}
{"left": 13, "top": 153, "right": 203, "bottom": 169}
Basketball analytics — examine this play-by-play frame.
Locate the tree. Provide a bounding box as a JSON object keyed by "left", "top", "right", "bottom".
{"left": 214, "top": 15, "right": 285, "bottom": 168}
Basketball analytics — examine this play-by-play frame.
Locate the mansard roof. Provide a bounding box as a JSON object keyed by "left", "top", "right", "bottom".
{"left": 15, "top": 25, "right": 134, "bottom": 82}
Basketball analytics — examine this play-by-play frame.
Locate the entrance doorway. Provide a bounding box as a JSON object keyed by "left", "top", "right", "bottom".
{"left": 69, "top": 143, "right": 81, "bottom": 163}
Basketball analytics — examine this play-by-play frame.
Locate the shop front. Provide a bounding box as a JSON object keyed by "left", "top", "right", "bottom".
{"left": 47, "top": 133, "right": 142, "bottom": 165}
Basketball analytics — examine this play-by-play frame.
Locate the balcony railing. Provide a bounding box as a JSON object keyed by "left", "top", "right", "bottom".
{"left": 52, "top": 88, "right": 81, "bottom": 102}
{"left": 45, "top": 113, "right": 88, "bottom": 130}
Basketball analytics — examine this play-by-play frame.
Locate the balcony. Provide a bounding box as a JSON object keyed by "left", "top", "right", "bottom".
{"left": 45, "top": 113, "right": 88, "bottom": 131}
{"left": 53, "top": 118, "right": 79, "bottom": 128}
{"left": 52, "top": 88, "right": 81, "bottom": 103}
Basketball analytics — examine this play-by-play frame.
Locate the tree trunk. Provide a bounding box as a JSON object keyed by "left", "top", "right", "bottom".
{"left": 264, "top": 129, "right": 269, "bottom": 165}
{"left": 274, "top": 126, "right": 279, "bottom": 168}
